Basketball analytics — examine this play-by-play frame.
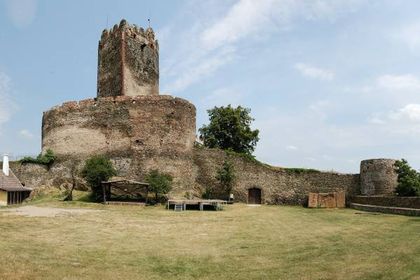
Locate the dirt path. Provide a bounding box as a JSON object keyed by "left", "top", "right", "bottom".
{"left": 0, "top": 206, "right": 100, "bottom": 217}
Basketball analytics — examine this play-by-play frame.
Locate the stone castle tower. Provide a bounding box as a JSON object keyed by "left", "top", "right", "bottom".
{"left": 97, "top": 19, "right": 159, "bottom": 97}
{"left": 42, "top": 20, "right": 196, "bottom": 192}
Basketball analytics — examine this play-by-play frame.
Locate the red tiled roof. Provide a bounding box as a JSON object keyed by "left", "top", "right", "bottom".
{"left": 0, "top": 169, "right": 32, "bottom": 192}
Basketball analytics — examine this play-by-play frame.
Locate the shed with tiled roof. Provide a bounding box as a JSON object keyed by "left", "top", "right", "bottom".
{"left": 0, "top": 155, "right": 32, "bottom": 206}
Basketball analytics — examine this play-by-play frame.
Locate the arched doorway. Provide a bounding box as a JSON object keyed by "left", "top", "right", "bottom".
{"left": 248, "top": 187, "right": 261, "bottom": 204}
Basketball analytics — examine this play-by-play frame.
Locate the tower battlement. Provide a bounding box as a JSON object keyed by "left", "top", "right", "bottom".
{"left": 97, "top": 19, "right": 159, "bottom": 98}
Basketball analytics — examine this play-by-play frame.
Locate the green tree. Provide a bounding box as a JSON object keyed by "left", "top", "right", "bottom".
{"left": 394, "top": 159, "right": 420, "bottom": 196}
{"left": 145, "top": 169, "right": 173, "bottom": 202}
{"left": 216, "top": 159, "right": 235, "bottom": 197}
{"left": 199, "top": 105, "right": 259, "bottom": 155}
{"left": 81, "top": 155, "right": 117, "bottom": 202}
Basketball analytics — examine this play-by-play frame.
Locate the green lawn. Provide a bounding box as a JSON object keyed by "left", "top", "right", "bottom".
{"left": 0, "top": 201, "right": 419, "bottom": 280}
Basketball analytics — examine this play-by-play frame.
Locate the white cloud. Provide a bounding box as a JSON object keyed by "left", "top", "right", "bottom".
{"left": 0, "top": 72, "right": 15, "bottom": 131}
{"left": 389, "top": 104, "right": 420, "bottom": 122}
{"left": 285, "top": 145, "right": 298, "bottom": 151}
{"left": 200, "top": 0, "right": 364, "bottom": 51}
{"left": 164, "top": 0, "right": 362, "bottom": 92}
{"left": 5, "top": 0, "right": 37, "bottom": 28}
{"left": 200, "top": 0, "right": 285, "bottom": 51}
{"left": 19, "top": 129, "right": 34, "bottom": 140}
{"left": 294, "top": 63, "right": 335, "bottom": 81}
{"left": 376, "top": 74, "right": 420, "bottom": 91}
{"left": 395, "top": 21, "right": 420, "bottom": 53}
{"left": 169, "top": 47, "right": 235, "bottom": 92}
{"left": 368, "top": 116, "right": 385, "bottom": 125}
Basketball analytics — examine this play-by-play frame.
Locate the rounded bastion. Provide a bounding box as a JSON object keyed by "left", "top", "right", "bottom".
{"left": 41, "top": 95, "right": 196, "bottom": 191}
{"left": 360, "top": 158, "right": 398, "bottom": 196}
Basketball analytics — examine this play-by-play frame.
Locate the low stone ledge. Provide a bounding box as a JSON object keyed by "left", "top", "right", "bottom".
{"left": 350, "top": 195, "right": 420, "bottom": 209}
{"left": 350, "top": 203, "right": 420, "bottom": 216}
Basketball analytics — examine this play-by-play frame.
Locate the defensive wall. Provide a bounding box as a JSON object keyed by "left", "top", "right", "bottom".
{"left": 13, "top": 147, "right": 361, "bottom": 204}
{"left": 193, "top": 148, "right": 360, "bottom": 204}
{"left": 41, "top": 95, "right": 196, "bottom": 192}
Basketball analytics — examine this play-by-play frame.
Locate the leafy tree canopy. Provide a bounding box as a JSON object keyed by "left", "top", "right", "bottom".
{"left": 199, "top": 105, "right": 259, "bottom": 155}
{"left": 81, "top": 155, "right": 117, "bottom": 201}
{"left": 394, "top": 159, "right": 420, "bottom": 196}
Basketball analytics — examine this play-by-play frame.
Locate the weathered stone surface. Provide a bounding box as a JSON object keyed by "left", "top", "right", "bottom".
{"left": 97, "top": 21, "right": 159, "bottom": 97}
{"left": 350, "top": 195, "right": 420, "bottom": 209}
{"left": 13, "top": 146, "right": 360, "bottom": 205}
{"left": 335, "top": 191, "right": 346, "bottom": 208}
{"left": 41, "top": 95, "right": 196, "bottom": 193}
{"left": 360, "top": 159, "right": 398, "bottom": 195}
{"left": 350, "top": 203, "right": 420, "bottom": 216}
{"left": 306, "top": 192, "right": 345, "bottom": 208}
{"left": 318, "top": 193, "right": 336, "bottom": 208}
{"left": 308, "top": 193, "right": 318, "bottom": 208}
{"left": 193, "top": 148, "right": 360, "bottom": 204}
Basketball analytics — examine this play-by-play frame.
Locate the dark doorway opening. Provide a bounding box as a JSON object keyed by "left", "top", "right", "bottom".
{"left": 248, "top": 187, "right": 261, "bottom": 204}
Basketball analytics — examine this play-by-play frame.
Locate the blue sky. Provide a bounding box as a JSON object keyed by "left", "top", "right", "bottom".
{"left": 2, "top": 0, "right": 420, "bottom": 173}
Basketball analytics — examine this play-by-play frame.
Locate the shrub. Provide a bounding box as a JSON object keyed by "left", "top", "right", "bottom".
{"left": 284, "top": 168, "right": 320, "bottom": 174}
{"left": 202, "top": 187, "right": 213, "bottom": 199}
{"left": 81, "top": 155, "right": 117, "bottom": 202}
{"left": 394, "top": 159, "right": 420, "bottom": 196}
{"left": 216, "top": 159, "right": 235, "bottom": 197}
{"left": 145, "top": 170, "right": 173, "bottom": 203}
{"left": 20, "top": 149, "right": 57, "bottom": 168}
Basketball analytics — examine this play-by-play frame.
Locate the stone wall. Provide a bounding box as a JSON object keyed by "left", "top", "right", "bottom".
{"left": 12, "top": 146, "right": 360, "bottom": 205}
{"left": 360, "top": 159, "right": 398, "bottom": 195}
{"left": 41, "top": 95, "right": 196, "bottom": 191}
{"left": 350, "top": 195, "right": 420, "bottom": 209}
{"left": 193, "top": 148, "right": 360, "bottom": 204}
{"left": 97, "top": 20, "right": 159, "bottom": 97}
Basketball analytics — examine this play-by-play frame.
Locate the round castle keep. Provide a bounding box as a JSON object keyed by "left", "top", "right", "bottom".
{"left": 360, "top": 159, "right": 398, "bottom": 195}
{"left": 42, "top": 95, "right": 196, "bottom": 158}
{"left": 41, "top": 20, "right": 197, "bottom": 192}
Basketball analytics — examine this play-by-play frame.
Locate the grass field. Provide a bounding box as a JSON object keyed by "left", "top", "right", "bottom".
{"left": 0, "top": 200, "right": 419, "bottom": 280}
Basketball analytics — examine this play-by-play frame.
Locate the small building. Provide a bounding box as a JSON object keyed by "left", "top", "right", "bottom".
{"left": 101, "top": 177, "right": 149, "bottom": 204}
{"left": 0, "top": 155, "right": 32, "bottom": 206}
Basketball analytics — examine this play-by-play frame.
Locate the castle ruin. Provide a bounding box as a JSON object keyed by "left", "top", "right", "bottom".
{"left": 42, "top": 20, "right": 196, "bottom": 193}
{"left": 14, "top": 20, "right": 401, "bottom": 204}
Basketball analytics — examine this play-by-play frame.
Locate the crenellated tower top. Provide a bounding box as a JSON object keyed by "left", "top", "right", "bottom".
{"left": 97, "top": 19, "right": 159, "bottom": 98}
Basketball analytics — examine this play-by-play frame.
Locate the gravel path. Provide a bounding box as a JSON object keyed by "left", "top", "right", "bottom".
{"left": 1, "top": 206, "right": 100, "bottom": 217}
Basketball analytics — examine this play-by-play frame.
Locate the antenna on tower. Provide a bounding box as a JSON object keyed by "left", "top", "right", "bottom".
{"left": 148, "top": 9, "right": 151, "bottom": 28}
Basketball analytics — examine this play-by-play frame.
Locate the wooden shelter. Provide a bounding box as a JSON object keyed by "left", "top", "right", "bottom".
{"left": 101, "top": 178, "right": 149, "bottom": 204}
{"left": 0, "top": 169, "right": 32, "bottom": 206}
